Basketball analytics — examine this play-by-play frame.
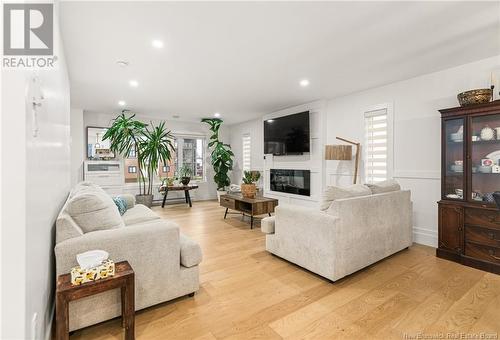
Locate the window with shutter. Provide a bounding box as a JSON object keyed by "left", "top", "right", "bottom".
{"left": 364, "top": 105, "right": 392, "bottom": 184}
{"left": 242, "top": 134, "right": 251, "bottom": 173}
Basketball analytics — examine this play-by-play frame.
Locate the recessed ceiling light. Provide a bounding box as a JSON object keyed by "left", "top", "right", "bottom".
{"left": 129, "top": 80, "right": 139, "bottom": 87}
{"left": 116, "top": 60, "right": 129, "bottom": 67}
{"left": 152, "top": 40, "right": 164, "bottom": 48}
{"left": 300, "top": 79, "right": 310, "bottom": 87}
{"left": 214, "top": 112, "right": 221, "bottom": 118}
{"left": 118, "top": 100, "right": 126, "bottom": 106}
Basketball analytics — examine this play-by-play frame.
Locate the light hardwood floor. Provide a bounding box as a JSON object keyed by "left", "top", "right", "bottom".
{"left": 71, "top": 201, "right": 500, "bottom": 340}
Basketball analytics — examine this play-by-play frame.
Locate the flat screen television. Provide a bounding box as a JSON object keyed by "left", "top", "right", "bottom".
{"left": 264, "top": 111, "right": 310, "bottom": 155}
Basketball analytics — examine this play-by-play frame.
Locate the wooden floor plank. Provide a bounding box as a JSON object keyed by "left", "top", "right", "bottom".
{"left": 70, "top": 201, "right": 500, "bottom": 340}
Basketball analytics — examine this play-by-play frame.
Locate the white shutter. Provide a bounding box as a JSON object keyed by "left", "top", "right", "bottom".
{"left": 365, "top": 108, "right": 389, "bottom": 184}
{"left": 242, "top": 134, "right": 251, "bottom": 172}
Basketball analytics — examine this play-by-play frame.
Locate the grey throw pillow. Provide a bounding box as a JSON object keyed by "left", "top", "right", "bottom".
{"left": 320, "top": 184, "right": 372, "bottom": 210}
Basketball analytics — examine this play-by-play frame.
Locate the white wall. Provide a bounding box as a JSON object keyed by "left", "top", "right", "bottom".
{"left": 70, "top": 108, "right": 84, "bottom": 185}
{"left": 77, "top": 111, "right": 230, "bottom": 201}
{"left": 1, "top": 69, "right": 28, "bottom": 340}
{"left": 229, "top": 101, "right": 327, "bottom": 207}
{"left": 1, "top": 3, "right": 71, "bottom": 339}
{"left": 326, "top": 55, "right": 500, "bottom": 247}
{"left": 229, "top": 55, "right": 500, "bottom": 247}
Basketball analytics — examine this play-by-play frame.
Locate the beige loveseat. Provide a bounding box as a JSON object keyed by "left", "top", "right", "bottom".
{"left": 262, "top": 185, "right": 412, "bottom": 282}
{"left": 54, "top": 182, "right": 202, "bottom": 331}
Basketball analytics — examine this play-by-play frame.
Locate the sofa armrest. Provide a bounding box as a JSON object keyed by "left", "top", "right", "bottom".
{"left": 275, "top": 205, "right": 339, "bottom": 230}
{"left": 274, "top": 204, "right": 339, "bottom": 247}
{"left": 54, "top": 219, "right": 180, "bottom": 277}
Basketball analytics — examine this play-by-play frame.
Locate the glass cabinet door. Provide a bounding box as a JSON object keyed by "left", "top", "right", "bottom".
{"left": 443, "top": 118, "right": 465, "bottom": 200}
{"left": 470, "top": 113, "right": 500, "bottom": 204}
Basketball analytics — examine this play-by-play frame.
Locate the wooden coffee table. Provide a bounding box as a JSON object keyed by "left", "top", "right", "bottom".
{"left": 220, "top": 194, "right": 278, "bottom": 228}
{"left": 159, "top": 184, "right": 199, "bottom": 208}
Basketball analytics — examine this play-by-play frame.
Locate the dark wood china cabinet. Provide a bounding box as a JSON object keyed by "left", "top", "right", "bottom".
{"left": 437, "top": 101, "right": 500, "bottom": 274}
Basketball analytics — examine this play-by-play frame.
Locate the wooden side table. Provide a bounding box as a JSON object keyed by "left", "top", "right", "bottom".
{"left": 56, "top": 261, "right": 135, "bottom": 340}
{"left": 159, "top": 184, "right": 199, "bottom": 208}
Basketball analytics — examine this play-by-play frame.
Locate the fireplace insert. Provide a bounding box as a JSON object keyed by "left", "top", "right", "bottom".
{"left": 270, "top": 169, "right": 310, "bottom": 196}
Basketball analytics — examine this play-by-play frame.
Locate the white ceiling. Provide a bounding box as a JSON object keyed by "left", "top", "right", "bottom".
{"left": 61, "top": 1, "right": 500, "bottom": 125}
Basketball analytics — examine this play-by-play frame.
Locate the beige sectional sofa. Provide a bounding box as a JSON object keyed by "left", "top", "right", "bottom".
{"left": 262, "top": 183, "right": 412, "bottom": 282}
{"left": 54, "top": 182, "right": 202, "bottom": 331}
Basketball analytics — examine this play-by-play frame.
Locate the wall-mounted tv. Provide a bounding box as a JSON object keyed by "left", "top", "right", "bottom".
{"left": 264, "top": 111, "right": 310, "bottom": 156}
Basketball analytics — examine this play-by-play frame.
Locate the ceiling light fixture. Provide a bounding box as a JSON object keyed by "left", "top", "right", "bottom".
{"left": 300, "top": 79, "right": 310, "bottom": 87}
{"left": 152, "top": 40, "right": 164, "bottom": 48}
{"left": 129, "top": 80, "right": 139, "bottom": 87}
{"left": 214, "top": 112, "right": 221, "bottom": 118}
{"left": 116, "top": 60, "right": 129, "bottom": 67}
{"left": 118, "top": 100, "right": 126, "bottom": 106}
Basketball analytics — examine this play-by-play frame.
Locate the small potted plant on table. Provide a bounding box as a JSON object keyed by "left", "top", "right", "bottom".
{"left": 241, "top": 171, "right": 261, "bottom": 199}
{"left": 179, "top": 165, "right": 192, "bottom": 185}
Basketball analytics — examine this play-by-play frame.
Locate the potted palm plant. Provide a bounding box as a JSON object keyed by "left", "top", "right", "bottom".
{"left": 137, "top": 121, "right": 175, "bottom": 206}
{"left": 103, "top": 111, "right": 147, "bottom": 192}
{"left": 103, "top": 112, "right": 175, "bottom": 207}
{"left": 241, "top": 171, "right": 261, "bottom": 199}
{"left": 179, "top": 164, "right": 192, "bottom": 185}
{"left": 201, "top": 118, "right": 234, "bottom": 201}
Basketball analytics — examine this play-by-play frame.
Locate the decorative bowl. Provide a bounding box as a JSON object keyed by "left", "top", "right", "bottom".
{"left": 457, "top": 89, "right": 492, "bottom": 106}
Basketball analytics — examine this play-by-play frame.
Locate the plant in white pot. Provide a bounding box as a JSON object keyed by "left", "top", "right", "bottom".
{"left": 201, "top": 118, "right": 234, "bottom": 201}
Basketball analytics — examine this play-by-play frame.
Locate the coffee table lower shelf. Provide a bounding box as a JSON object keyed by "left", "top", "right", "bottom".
{"left": 220, "top": 194, "right": 278, "bottom": 229}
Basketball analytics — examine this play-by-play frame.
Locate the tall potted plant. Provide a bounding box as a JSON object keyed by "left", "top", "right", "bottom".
{"left": 103, "top": 112, "right": 175, "bottom": 207}
{"left": 103, "top": 112, "right": 147, "bottom": 192}
{"left": 137, "top": 121, "right": 175, "bottom": 206}
{"left": 201, "top": 118, "right": 234, "bottom": 201}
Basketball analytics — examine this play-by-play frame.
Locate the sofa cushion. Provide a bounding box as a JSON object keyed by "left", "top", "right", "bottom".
{"left": 70, "top": 181, "right": 105, "bottom": 198}
{"left": 180, "top": 234, "right": 202, "bottom": 267}
{"left": 122, "top": 204, "right": 160, "bottom": 226}
{"left": 261, "top": 216, "right": 275, "bottom": 234}
{"left": 366, "top": 179, "right": 401, "bottom": 194}
{"left": 56, "top": 210, "right": 84, "bottom": 243}
{"left": 66, "top": 190, "right": 124, "bottom": 233}
{"left": 320, "top": 184, "right": 372, "bottom": 210}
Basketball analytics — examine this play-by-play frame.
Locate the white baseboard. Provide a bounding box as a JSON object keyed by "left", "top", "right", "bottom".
{"left": 413, "top": 226, "right": 438, "bottom": 248}
{"left": 45, "top": 302, "right": 55, "bottom": 340}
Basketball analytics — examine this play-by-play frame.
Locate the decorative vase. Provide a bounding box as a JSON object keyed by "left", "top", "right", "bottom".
{"left": 241, "top": 183, "right": 256, "bottom": 199}
{"left": 181, "top": 177, "right": 191, "bottom": 185}
{"left": 136, "top": 194, "right": 153, "bottom": 208}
